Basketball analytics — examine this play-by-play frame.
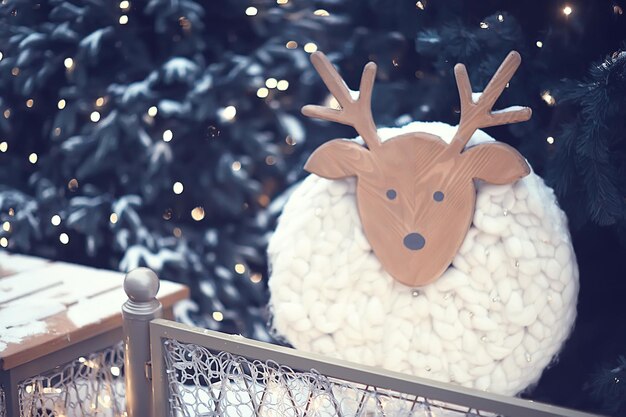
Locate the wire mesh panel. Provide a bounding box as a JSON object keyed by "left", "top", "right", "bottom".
{"left": 17, "top": 342, "right": 125, "bottom": 417}
{"left": 162, "top": 338, "right": 496, "bottom": 417}
{"left": 151, "top": 320, "right": 599, "bottom": 417}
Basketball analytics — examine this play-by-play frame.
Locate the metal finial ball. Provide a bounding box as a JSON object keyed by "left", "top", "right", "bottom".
{"left": 124, "top": 267, "right": 160, "bottom": 302}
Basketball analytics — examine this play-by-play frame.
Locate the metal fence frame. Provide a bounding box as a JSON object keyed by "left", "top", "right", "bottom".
{"left": 146, "top": 319, "right": 599, "bottom": 417}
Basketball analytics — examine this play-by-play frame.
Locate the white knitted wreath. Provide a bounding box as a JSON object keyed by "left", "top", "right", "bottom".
{"left": 268, "top": 121, "right": 578, "bottom": 396}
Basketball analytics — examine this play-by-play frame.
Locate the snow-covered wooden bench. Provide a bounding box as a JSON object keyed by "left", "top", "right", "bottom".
{"left": 0, "top": 251, "right": 188, "bottom": 417}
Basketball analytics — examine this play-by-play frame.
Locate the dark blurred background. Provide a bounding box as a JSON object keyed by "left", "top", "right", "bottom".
{"left": 0, "top": 0, "right": 625, "bottom": 414}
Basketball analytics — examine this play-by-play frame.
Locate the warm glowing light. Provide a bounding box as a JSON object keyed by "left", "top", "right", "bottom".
{"left": 0, "top": 51, "right": 3, "bottom": 61}
{"left": 28, "top": 153, "right": 38, "bottom": 164}
{"left": 265, "top": 78, "right": 278, "bottom": 88}
{"left": 257, "top": 87, "right": 269, "bottom": 98}
{"left": 58, "top": 99, "right": 66, "bottom": 109}
{"left": 250, "top": 273, "right": 262, "bottom": 283}
{"left": 90, "top": 111, "right": 101, "bottom": 122}
{"left": 541, "top": 91, "right": 556, "bottom": 106}
{"left": 148, "top": 106, "right": 158, "bottom": 117}
{"left": 162, "top": 129, "right": 173, "bottom": 142}
{"left": 536, "top": 41, "right": 543, "bottom": 48}
{"left": 304, "top": 42, "right": 318, "bottom": 53}
{"left": 480, "top": 22, "right": 489, "bottom": 29}
{"left": 110, "top": 366, "right": 121, "bottom": 376}
{"left": 265, "top": 155, "right": 275, "bottom": 165}
{"left": 173, "top": 227, "right": 182, "bottom": 238}
{"left": 59, "top": 233, "right": 69, "bottom": 244}
{"left": 245, "top": 6, "right": 257, "bottom": 16}
{"left": 110, "top": 213, "right": 118, "bottom": 224}
{"left": 2, "top": 221, "right": 10, "bottom": 232}
{"left": 277, "top": 0, "right": 288, "bottom": 4}
{"left": 119, "top": 15, "right": 129, "bottom": 24}
{"left": 0, "top": 237, "right": 7, "bottom": 248}
{"left": 212, "top": 311, "right": 224, "bottom": 321}
{"left": 26, "top": 99, "right": 34, "bottom": 108}
{"left": 51, "top": 215, "right": 62, "bottom": 226}
{"left": 498, "top": 14, "right": 504, "bottom": 22}
{"left": 563, "top": 5, "right": 572, "bottom": 15}
{"left": 119, "top": 0, "right": 130, "bottom": 9}
{"left": 95, "top": 97, "right": 105, "bottom": 107}
{"left": 547, "top": 136, "right": 555, "bottom": 144}
{"left": 54, "top": 127, "right": 61, "bottom": 136}
{"left": 286, "top": 40, "right": 298, "bottom": 49}
{"left": 64, "top": 57, "right": 74, "bottom": 69}
{"left": 68, "top": 178, "right": 79, "bottom": 191}
{"left": 191, "top": 206, "right": 205, "bottom": 221}
{"left": 314, "top": 9, "right": 330, "bottom": 16}
{"left": 0, "top": 142, "right": 7, "bottom": 152}
{"left": 11, "top": 67, "right": 20, "bottom": 76}
{"left": 3, "top": 109, "right": 10, "bottom": 118}
{"left": 276, "top": 80, "right": 289, "bottom": 91}
{"left": 235, "top": 263, "right": 246, "bottom": 274}
{"left": 173, "top": 182, "right": 184, "bottom": 194}
{"left": 220, "top": 105, "right": 237, "bottom": 121}
{"left": 231, "top": 161, "right": 242, "bottom": 171}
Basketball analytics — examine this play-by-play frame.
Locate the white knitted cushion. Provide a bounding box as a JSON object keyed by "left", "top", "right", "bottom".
{"left": 268, "top": 121, "right": 578, "bottom": 396}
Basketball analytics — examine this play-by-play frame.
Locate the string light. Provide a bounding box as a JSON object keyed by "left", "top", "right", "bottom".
{"left": 415, "top": 1, "right": 425, "bottom": 10}
{"left": 245, "top": 6, "right": 257, "bottom": 16}
{"left": 265, "top": 78, "right": 278, "bottom": 88}
{"left": 51, "top": 215, "right": 62, "bottom": 226}
{"left": 28, "top": 153, "right": 38, "bottom": 164}
{"left": 11, "top": 67, "right": 19, "bottom": 76}
{"left": 110, "top": 366, "right": 121, "bottom": 376}
{"left": 250, "top": 273, "right": 263, "bottom": 283}
{"left": 68, "top": 178, "right": 79, "bottom": 191}
{"left": 0, "top": 142, "right": 7, "bottom": 152}
{"left": 2, "top": 221, "right": 10, "bottom": 232}
{"left": 119, "top": 15, "right": 129, "bottom": 24}
{"left": 498, "top": 14, "right": 504, "bottom": 22}
{"left": 95, "top": 97, "right": 105, "bottom": 107}
{"left": 563, "top": 5, "right": 572, "bottom": 15}
{"left": 314, "top": 9, "right": 330, "bottom": 16}
{"left": 265, "top": 155, "right": 276, "bottom": 165}
{"left": 547, "top": 136, "right": 555, "bottom": 144}
{"left": 536, "top": 41, "right": 543, "bottom": 48}
{"left": 59, "top": 233, "right": 69, "bottom": 244}
{"left": 148, "top": 106, "right": 158, "bottom": 117}
{"left": 110, "top": 213, "right": 118, "bottom": 224}
{"left": 0, "top": 51, "right": 3, "bottom": 61}
{"left": 191, "top": 206, "right": 205, "bottom": 221}
{"left": 276, "top": 80, "right": 289, "bottom": 91}
{"left": 257, "top": 87, "right": 269, "bottom": 98}
{"left": 304, "top": 42, "right": 318, "bottom": 53}
{"left": 480, "top": 22, "right": 489, "bottom": 29}
{"left": 64, "top": 57, "right": 74, "bottom": 69}
{"left": 173, "top": 227, "right": 182, "bottom": 238}
{"left": 26, "top": 99, "right": 34, "bottom": 108}
{"left": 615, "top": 5, "right": 624, "bottom": 14}
{"left": 0, "top": 237, "right": 7, "bottom": 248}
{"left": 54, "top": 127, "right": 62, "bottom": 136}
{"left": 541, "top": 91, "right": 556, "bottom": 106}
{"left": 212, "top": 311, "right": 224, "bottom": 321}
{"left": 231, "top": 161, "right": 242, "bottom": 171}
{"left": 173, "top": 182, "right": 184, "bottom": 194}
{"left": 162, "top": 129, "right": 173, "bottom": 142}
{"left": 286, "top": 41, "right": 298, "bottom": 49}
{"left": 119, "top": 0, "right": 130, "bottom": 9}
{"left": 3, "top": 109, "right": 10, "bottom": 118}
{"left": 219, "top": 105, "right": 237, "bottom": 121}
{"left": 235, "top": 263, "right": 246, "bottom": 274}
{"left": 58, "top": 99, "right": 66, "bottom": 109}
{"left": 90, "top": 111, "right": 101, "bottom": 122}
{"left": 277, "top": 0, "right": 288, "bottom": 4}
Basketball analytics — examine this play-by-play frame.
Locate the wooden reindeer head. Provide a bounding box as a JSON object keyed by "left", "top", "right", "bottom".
{"left": 302, "top": 51, "right": 532, "bottom": 287}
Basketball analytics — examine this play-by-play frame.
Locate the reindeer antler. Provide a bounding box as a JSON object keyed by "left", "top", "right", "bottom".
{"left": 302, "top": 52, "right": 380, "bottom": 149}
{"left": 450, "top": 51, "right": 532, "bottom": 154}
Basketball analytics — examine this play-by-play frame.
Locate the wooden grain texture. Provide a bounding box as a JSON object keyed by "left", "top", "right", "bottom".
{"left": 0, "top": 254, "right": 188, "bottom": 370}
{"left": 302, "top": 51, "right": 531, "bottom": 287}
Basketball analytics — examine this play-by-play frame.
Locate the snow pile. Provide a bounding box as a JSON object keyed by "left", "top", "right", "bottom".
{"left": 268, "top": 122, "right": 578, "bottom": 396}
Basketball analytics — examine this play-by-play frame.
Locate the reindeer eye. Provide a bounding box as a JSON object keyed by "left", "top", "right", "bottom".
{"left": 433, "top": 191, "right": 444, "bottom": 202}
{"left": 386, "top": 189, "right": 397, "bottom": 200}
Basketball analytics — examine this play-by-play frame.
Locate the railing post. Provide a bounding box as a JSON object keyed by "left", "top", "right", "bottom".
{"left": 122, "top": 267, "right": 162, "bottom": 417}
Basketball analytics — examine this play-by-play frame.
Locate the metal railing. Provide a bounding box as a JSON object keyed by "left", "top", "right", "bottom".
{"left": 121, "top": 269, "right": 601, "bottom": 417}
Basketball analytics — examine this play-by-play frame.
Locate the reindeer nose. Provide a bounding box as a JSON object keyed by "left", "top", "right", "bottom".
{"left": 404, "top": 233, "right": 425, "bottom": 250}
